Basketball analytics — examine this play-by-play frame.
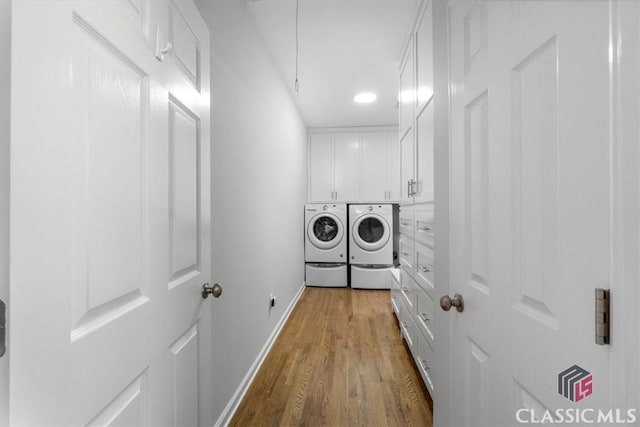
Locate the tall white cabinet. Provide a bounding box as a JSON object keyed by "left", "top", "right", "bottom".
{"left": 393, "top": 0, "right": 436, "bottom": 400}
{"left": 308, "top": 127, "right": 399, "bottom": 203}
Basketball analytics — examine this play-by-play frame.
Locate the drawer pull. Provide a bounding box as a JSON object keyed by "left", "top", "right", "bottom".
{"left": 402, "top": 286, "right": 411, "bottom": 292}
{"left": 420, "top": 359, "right": 431, "bottom": 371}
{"left": 420, "top": 313, "right": 430, "bottom": 321}
{"left": 401, "top": 221, "right": 411, "bottom": 226}
{"left": 402, "top": 252, "right": 411, "bottom": 256}
{"left": 418, "top": 226, "right": 431, "bottom": 232}
{"left": 419, "top": 266, "right": 431, "bottom": 273}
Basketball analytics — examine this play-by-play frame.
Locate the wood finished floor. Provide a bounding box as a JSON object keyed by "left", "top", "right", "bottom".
{"left": 230, "top": 287, "right": 433, "bottom": 427}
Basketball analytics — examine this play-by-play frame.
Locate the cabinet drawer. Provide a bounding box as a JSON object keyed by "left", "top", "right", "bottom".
{"left": 415, "top": 288, "right": 435, "bottom": 343}
{"left": 415, "top": 204, "right": 435, "bottom": 247}
{"left": 399, "top": 267, "right": 415, "bottom": 310}
{"left": 399, "top": 296, "right": 415, "bottom": 350}
{"left": 390, "top": 269, "right": 401, "bottom": 317}
{"left": 415, "top": 242, "right": 435, "bottom": 296}
{"left": 399, "top": 236, "right": 415, "bottom": 277}
{"left": 415, "top": 328, "right": 435, "bottom": 395}
{"left": 399, "top": 207, "right": 414, "bottom": 237}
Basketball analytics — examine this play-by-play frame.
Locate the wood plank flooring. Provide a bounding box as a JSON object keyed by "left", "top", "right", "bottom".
{"left": 230, "top": 287, "right": 433, "bottom": 427}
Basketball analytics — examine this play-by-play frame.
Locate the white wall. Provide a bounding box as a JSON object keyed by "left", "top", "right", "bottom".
{"left": 194, "top": 0, "right": 308, "bottom": 423}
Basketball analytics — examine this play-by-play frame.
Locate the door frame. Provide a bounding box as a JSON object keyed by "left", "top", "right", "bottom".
{"left": 612, "top": 0, "right": 640, "bottom": 411}
{"left": 432, "top": 0, "right": 451, "bottom": 425}
{"left": 0, "top": 2, "right": 10, "bottom": 426}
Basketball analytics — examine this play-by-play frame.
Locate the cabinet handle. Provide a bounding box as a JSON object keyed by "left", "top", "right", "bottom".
{"left": 407, "top": 181, "right": 411, "bottom": 198}
{"left": 418, "top": 225, "right": 431, "bottom": 232}
{"left": 420, "top": 313, "right": 430, "bottom": 322}
{"left": 419, "top": 266, "right": 431, "bottom": 273}
{"left": 402, "top": 286, "right": 410, "bottom": 292}
{"left": 421, "top": 359, "right": 431, "bottom": 371}
{"left": 335, "top": 191, "right": 338, "bottom": 200}
{"left": 411, "top": 179, "right": 417, "bottom": 196}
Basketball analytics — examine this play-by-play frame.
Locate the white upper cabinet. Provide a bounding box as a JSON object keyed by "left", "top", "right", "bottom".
{"left": 333, "top": 132, "right": 361, "bottom": 202}
{"left": 309, "top": 133, "right": 335, "bottom": 202}
{"left": 415, "top": 101, "right": 434, "bottom": 203}
{"left": 399, "top": 42, "right": 415, "bottom": 139}
{"left": 416, "top": 3, "right": 434, "bottom": 110}
{"left": 400, "top": 1, "right": 434, "bottom": 205}
{"left": 400, "top": 127, "right": 415, "bottom": 204}
{"left": 308, "top": 128, "right": 399, "bottom": 203}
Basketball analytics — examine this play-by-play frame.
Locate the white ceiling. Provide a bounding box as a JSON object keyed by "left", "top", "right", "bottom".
{"left": 246, "top": 0, "right": 418, "bottom": 128}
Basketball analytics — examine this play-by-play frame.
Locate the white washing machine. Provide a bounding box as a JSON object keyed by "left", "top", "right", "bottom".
{"left": 348, "top": 204, "right": 393, "bottom": 265}
{"left": 305, "top": 204, "right": 347, "bottom": 287}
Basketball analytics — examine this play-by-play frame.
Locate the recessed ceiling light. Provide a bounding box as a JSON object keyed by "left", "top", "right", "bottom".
{"left": 354, "top": 92, "right": 377, "bottom": 104}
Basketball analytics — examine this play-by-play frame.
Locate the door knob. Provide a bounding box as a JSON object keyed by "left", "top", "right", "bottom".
{"left": 202, "top": 283, "right": 222, "bottom": 299}
{"left": 440, "top": 294, "right": 464, "bottom": 312}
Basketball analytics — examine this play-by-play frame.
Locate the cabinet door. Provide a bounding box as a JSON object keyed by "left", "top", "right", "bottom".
{"left": 399, "top": 127, "right": 415, "bottom": 204}
{"left": 333, "top": 132, "right": 360, "bottom": 201}
{"left": 387, "top": 131, "right": 401, "bottom": 201}
{"left": 399, "top": 41, "right": 415, "bottom": 138}
{"left": 415, "top": 101, "right": 434, "bottom": 203}
{"left": 360, "top": 131, "right": 388, "bottom": 201}
{"left": 416, "top": 1, "right": 434, "bottom": 111}
{"left": 308, "top": 133, "right": 334, "bottom": 202}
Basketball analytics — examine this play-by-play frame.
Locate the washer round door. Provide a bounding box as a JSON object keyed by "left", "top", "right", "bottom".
{"left": 307, "top": 213, "right": 345, "bottom": 250}
{"left": 352, "top": 214, "right": 390, "bottom": 251}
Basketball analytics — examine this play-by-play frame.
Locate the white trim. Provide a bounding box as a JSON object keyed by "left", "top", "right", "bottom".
{"left": 0, "top": 2, "right": 10, "bottom": 426}
{"left": 213, "top": 282, "right": 306, "bottom": 427}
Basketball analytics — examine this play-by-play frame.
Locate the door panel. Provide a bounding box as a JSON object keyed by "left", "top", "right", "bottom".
{"left": 447, "top": 1, "right": 613, "bottom": 425}
{"left": 9, "top": 1, "right": 212, "bottom": 425}
{"left": 361, "top": 131, "right": 388, "bottom": 202}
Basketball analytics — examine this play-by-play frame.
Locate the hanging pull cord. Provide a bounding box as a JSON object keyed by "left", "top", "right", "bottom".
{"left": 294, "top": 0, "right": 300, "bottom": 95}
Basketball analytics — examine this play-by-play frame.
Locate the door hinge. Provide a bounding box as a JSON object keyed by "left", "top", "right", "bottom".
{"left": 0, "top": 299, "right": 5, "bottom": 357}
{"left": 595, "top": 288, "right": 609, "bottom": 345}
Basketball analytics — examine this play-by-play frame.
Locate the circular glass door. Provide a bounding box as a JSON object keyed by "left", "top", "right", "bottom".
{"left": 352, "top": 214, "right": 390, "bottom": 251}
{"left": 307, "top": 213, "right": 344, "bottom": 250}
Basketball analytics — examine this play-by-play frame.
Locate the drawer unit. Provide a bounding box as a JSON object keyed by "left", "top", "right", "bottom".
{"left": 415, "top": 288, "right": 435, "bottom": 343}
{"left": 399, "top": 235, "right": 415, "bottom": 277}
{"left": 415, "top": 204, "right": 435, "bottom": 247}
{"left": 415, "top": 328, "right": 435, "bottom": 394}
{"left": 415, "top": 242, "right": 435, "bottom": 296}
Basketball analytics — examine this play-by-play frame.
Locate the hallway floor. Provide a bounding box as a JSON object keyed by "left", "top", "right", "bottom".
{"left": 230, "top": 287, "right": 433, "bottom": 426}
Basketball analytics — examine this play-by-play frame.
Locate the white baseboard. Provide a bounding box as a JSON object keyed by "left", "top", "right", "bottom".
{"left": 214, "top": 282, "right": 306, "bottom": 427}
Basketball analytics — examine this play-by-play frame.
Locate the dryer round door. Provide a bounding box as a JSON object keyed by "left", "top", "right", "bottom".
{"left": 352, "top": 214, "right": 390, "bottom": 251}
{"left": 307, "top": 213, "right": 345, "bottom": 250}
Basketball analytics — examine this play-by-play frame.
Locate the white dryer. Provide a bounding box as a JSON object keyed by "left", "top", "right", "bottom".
{"left": 348, "top": 204, "right": 393, "bottom": 265}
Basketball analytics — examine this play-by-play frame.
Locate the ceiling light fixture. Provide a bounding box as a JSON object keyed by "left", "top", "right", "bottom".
{"left": 354, "top": 92, "right": 377, "bottom": 104}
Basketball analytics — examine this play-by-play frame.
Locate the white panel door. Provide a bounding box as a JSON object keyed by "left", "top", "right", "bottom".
{"left": 8, "top": 1, "right": 212, "bottom": 425}
{"left": 446, "top": 1, "right": 618, "bottom": 425}
{"left": 360, "top": 131, "right": 389, "bottom": 202}
{"left": 308, "top": 133, "right": 334, "bottom": 202}
{"left": 333, "top": 132, "right": 360, "bottom": 202}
